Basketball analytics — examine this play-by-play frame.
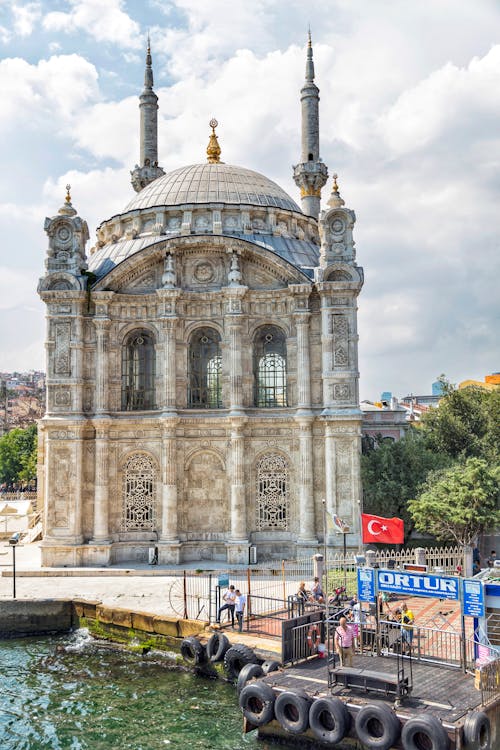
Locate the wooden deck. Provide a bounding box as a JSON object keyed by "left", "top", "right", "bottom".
{"left": 261, "top": 653, "right": 482, "bottom": 724}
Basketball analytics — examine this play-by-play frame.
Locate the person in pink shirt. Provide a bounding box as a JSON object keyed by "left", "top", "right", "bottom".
{"left": 335, "top": 616, "right": 355, "bottom": 666}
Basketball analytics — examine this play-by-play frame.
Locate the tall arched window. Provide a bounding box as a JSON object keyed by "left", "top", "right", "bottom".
{"left": 122, "top": 453, "right": 156, "bottom": 531}
{"left": 121, "top": 330, "right": 156, "bottom": 410}
{"left": 253, "top": 326, "right": 287, "bottom": 407}
{"left": 256, "top": 454, "right": 289, "bottom": 530}
{"left": 188, "top": 327, "right": 222, "bottom": 408}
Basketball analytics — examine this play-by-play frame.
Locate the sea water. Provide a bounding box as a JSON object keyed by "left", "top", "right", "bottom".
{"left": 0, "top": 631, "right": 293, "bottom": 750}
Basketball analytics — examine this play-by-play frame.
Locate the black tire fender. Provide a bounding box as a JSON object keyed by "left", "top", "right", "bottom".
{"left": 261, "top": 660, "right": 281, "bottom": 675}
{"left": 223, "top": 643, "right": 258, "bottom": 681}
{"left": 309, "top": 697, "right": 351, "bottom": 745}
{"left": 463, "top": 711, "right": 491, "bottom": 750}
{"left": 180, "top": 636, "right": 206, "bottom": 665}
{"left": 275, "top": 690, "right": 312, "bottom": 735}
{"left": 355, "top": 703, "right": 400, "bottom": 750}
{"left": 402, "top": 714, "right": 449, "bottom": 750}
{"left": 206, "top": 632, "right": 230, "bottom": 662}
{"left": 236, "top": 663, "right": 264, "bottom": 694}
{"left": 239, "top": 682, "right": 275, "bottom": 727}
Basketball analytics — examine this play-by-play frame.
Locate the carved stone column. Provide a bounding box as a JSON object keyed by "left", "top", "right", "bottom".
{"left": 93, "top": 318, "right": 111, "bottom": 414}
{"left": 91, "top": 420, "right": 111, "bottom": 545}
{"left": 324, "top": 420, "right": 337, "bottom": 544}
{"left": 295, "top": 312, "right": 312, "bottom": 411}
{"left": 296, "top": 417, "right": 316, "bottom": 543}
{"left": 227, "top": 418, "right": 249, "bottom": 564}
{"left": 223, "top": 284, "right": 247, "bottom": 415}
{"left": 71, "top": 425, "right": 84, "bottom": 543}
{"left": 163, "top": 317, "right": 177, "bottom": 413}
{"left": 159, "top": 418, "right": 179, "bottom": 543}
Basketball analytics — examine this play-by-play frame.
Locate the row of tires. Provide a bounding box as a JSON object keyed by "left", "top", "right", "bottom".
{"left": 180, "top": 634, "right": 281, "bottom": 683}
{"left": 238, "top": 684, "right": 492, "bottom": 750}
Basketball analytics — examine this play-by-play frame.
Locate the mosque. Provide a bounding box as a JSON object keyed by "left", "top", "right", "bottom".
{"left": 37, "top": 37, "right": 364, "bottom": 566}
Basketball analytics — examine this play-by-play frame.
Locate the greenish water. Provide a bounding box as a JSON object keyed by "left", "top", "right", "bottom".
{"left": 0, "top": 631, "right": 289, "bottom": 750}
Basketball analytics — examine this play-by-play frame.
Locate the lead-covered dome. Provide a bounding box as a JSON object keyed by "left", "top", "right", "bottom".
{"left": 123, "top": 163, "right": 300, "bottom": 213}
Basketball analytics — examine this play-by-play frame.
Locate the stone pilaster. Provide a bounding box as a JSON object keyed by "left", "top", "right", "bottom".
{"left": 324, "top": 420, "right": 337, "bottom": 544}
{"left": 93, "top": 317, "right": 111, "bottom": 414}
{"left": 290, "top": 284, "right": 313, "bottom": 413}
{"left": 227, "top": 418, "right": 249, "bottom": 564}
{"left": 157, "top": 288, "right": 181, "bottom": 415}
{"left": 91, "top": 420, "right": 111, "bottom": 545}
{"left": 223, "top": 285, "right": 248, "bottom": 415}
{"left": 296, "top": 417, "right": 316, "bottom": 544}
{"left": 159, "top": 419, "right": 179, "bottom": 542}
{"left": 71, "top": 425, "right": 85, "bottom": 543}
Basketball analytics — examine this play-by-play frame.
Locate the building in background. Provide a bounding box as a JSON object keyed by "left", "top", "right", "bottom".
{"left": 37, "top": 37, "right": 364, "bottom": 567}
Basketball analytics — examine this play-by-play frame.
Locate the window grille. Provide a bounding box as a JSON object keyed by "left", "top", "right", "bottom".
{"left": 256, "top": 454, "right": 289, "bottom": 530}
{"left": 121, "top": 330, "right": 155, "bottom": 410}
{"left": 253, "top": 326, "right": 287, "bottom": 407}
{"left": 122, "top": 453, "right": 156, "bottom": 531}
{"left": 188, "top": 327, "right": 222, "bottom": 408}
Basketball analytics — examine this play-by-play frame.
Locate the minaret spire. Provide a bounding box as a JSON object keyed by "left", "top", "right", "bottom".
{"left": 131, "top": 38, "right": 165, "bottom": 193}
{"left": 293, "top": 31, "right": 328, "bottom": 219}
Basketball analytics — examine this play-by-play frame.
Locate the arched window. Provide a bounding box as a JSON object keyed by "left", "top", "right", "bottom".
{"left": 188, "top": 327, "right": 222, "bottom": 408}
{"left": 121, "top": 330, "right": 156, "bottom": 410}
{"left": 122, "top": 453, "right": 156, "bottom": 531}
{"left": 256, "top": 454, "right": 289, "bottom": 530}
{"left": 253, "top": 326, "right": 287, "bottom": 407}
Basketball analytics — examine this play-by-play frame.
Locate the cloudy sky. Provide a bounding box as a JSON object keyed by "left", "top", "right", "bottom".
{"left": 0, "top": 0, "right": 499, "bottom": 400}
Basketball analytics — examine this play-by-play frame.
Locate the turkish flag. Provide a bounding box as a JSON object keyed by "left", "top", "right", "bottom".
{"left": 361, "top": 513, "right": 404, "bottom": 544}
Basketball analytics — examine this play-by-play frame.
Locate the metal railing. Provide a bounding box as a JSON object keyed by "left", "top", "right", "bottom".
{"left": 476, "top": 656, "right": 500, "bottom": 706}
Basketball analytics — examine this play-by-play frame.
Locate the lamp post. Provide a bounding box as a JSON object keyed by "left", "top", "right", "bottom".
{"left": 9, "top": 532, "right": 21, "bottom": 599}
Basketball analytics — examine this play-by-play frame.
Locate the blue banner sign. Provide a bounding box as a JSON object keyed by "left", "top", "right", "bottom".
{"left": 357, "top": 567, "right": 376, "bottom": 603}
{"left": 463, "top": 579, "right": 485, "bottom": 618}
{"left": 218, "top": 575, "right": 229, "bottom": 587}
{"left": 377, "top": 570, "right": 459, "bottom": 600}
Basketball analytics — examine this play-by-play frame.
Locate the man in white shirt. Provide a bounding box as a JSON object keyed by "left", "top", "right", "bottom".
{"left": 216, "top": 584, "right": 236, "bottom": 626}
{"left": 235, "top": 589, "right": 247, "bottom": 632}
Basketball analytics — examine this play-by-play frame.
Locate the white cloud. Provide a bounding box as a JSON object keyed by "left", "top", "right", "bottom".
{"left": 0, "top": 54, "right": 100, "bottom": 134}
{"left": 43, "top": 0, "right": 141, "bottom": 49}
{"left": 12, "top": 1, "right": 41, "bottom": 36}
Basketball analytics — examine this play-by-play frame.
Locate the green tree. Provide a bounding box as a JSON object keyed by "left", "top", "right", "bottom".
{"left": 361, "top": 429, "right": 450, "bottom": 542}
{"left": 0, "top": 424, "right": 37, "bottom": 485}
{"left": 421, "top": 380, "right": 498, "bottom": 461}
{"left": 408, "top": 457, "right": 500, "bottom": 547}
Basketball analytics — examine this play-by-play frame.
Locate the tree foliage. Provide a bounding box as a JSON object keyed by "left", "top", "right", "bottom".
{"left": 361, "top": 429, "right": 450, "bottom": 542}
{"left": 421, "top": 381, "right": 499, "bottom": 462}
{"left": 408, "top": 458, "right": 500, "bottom": 546}
{"left": 0, "top": 424, "right": 37, "bottom": 485}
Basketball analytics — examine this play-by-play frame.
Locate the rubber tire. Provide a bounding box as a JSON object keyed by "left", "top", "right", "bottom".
{"left": 355, "top": 703, "right": 400, "bottom": 750}
{"left": 275, "top": 690, "right": 312, "bottom": 735}
{"left": 180, "top": 636, "right": 206, "bottom": 665}
{"left": 236, "top": 663, "right": 264, "bottom": 695}
{"left": 223, "top": 643, "right": 258, "bottom": 681}
{"left": 239, "top": 682, "right": 275, "bottom": 727}
{"left": 463, "top": 711, "right": 491, "bottom": 750}
{"left": 261, "top": 660, "right": 281, "bottom": 675}
{"left": 309, "top": 697, "right": 351, "bottom": 745}
{"left": 401, "top": 714, "right": 448, "bottom": 750}
{"left": 206, "top": 632, "right": 230, "bottom": 662}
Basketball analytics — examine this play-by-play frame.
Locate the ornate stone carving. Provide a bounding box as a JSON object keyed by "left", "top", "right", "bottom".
{"left": 333, "top": 383, "right": 351, "bottom": 401}
{"left": 121, "top": 453, "right": 157, "bottom": 531}
{"left": 53, "top": 389, "right": 71, "bottom": 407}
{"left": 54, "top": 322, "right": 71, "bottom": 375}
{"left": 256, "top": 454, "right": 289, "bottom": 530}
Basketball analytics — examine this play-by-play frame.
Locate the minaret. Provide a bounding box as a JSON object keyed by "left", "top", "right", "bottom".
{"left": 293, "top": 31, "right": 328, "bottom": 219}
{"left": 131, "top": 38, "right": 165, "bottom": 192}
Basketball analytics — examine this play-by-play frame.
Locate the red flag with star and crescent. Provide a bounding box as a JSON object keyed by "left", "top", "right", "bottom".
{"left": 361, "top": 513, "right": 404, "bottom": 544}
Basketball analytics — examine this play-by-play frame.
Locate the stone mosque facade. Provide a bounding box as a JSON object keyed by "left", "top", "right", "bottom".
{"left": 37, "top": 37, "right": 364, "bottom": 566}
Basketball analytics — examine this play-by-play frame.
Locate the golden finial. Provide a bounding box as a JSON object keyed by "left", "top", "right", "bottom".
{"left": 65, "top": 184, "right": 71, "bottom": 204}
{"left": 327, "top": 172, "right": 345, "bottom": 208}
{"left": 206, "top": 118, "right": 222, "bottom": 163}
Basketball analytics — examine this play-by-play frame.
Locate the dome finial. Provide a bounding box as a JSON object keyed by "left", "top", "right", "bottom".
{"left": 58, "top": 183, "right": 77, "bottom": 216}
{"left": 327, "top": 173, "right": 345, "bottom": 208}
{"left": 65, "top": 184, "right": 71, "bottom": 204}
{"left": 206, "top": 118, "right": 222, "bottom": 163}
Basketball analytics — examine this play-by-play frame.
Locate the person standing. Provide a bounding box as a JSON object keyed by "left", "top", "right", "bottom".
{"left": 235, "top": 589, "right": 247, "bottom": 632}
{"left": 335, "top": 616, "right": 355, "bottom": 667}
{"left": 400, "top": 602, "right": 414, "bottom": 654}
{"left": 216, "top": 584, "right": 236, "bottom": 626}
